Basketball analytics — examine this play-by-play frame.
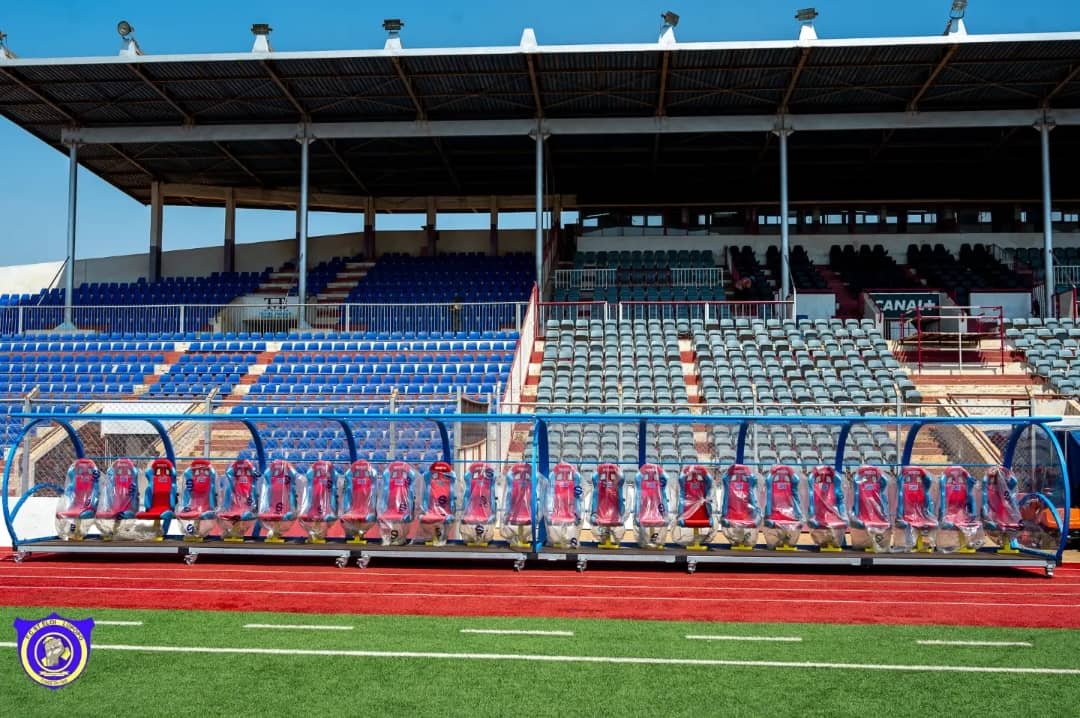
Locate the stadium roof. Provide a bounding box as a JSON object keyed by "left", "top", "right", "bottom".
{"left": 2, "top": 30, "right": 1080, "bottom": 208}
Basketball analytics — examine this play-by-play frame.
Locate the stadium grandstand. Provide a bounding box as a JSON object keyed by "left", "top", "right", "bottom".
{"left": 0, "top": 3, "right": 1078, "bottom": 549}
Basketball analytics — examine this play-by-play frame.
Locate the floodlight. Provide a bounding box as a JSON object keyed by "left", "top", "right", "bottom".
{"left": 951, "top": 0, "right": 968, "bottom": 17}
{"left": 662, "top": 11, "right": 680, "bottom": 27}
{"left": 117, "top": 20, "right": 133, "bottom": 38}
{"left": 251, "top": 23, "right": 272, "bottom": 36}
{"left": 383, "top": 18, "right": 404, "bottom": 33}
{"left": 795, "top": 8, "right": 818, "bottom": 22}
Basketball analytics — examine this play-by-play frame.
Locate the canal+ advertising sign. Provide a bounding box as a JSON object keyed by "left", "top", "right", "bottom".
{"left": 869, "top": 292, "right": 940, "bottom": 319}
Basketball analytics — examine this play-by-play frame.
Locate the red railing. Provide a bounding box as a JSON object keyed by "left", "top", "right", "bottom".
{"left": 898, "top": 305, "right": 1005, "bottom": 374}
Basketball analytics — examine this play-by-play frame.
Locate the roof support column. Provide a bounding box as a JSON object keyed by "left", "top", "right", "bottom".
{"left": 364, "top": 196, "right": 375, "bottom": 260}
{"left": 149, "top": 181, "right": 163, "bottom": 282}
{"left": 425, "top": 197, "right": 437, "bottom": 256}
{"left": 297, "top": 129, "right": 311, "bottom": 327}
{"left": 533, "top": 126, "right": 545, "bottom": 291}
{"left": 59, "top": 142, "right": 79, "bottom": 331}
{"left": 1038, "top": 116, "right": 1056, "bottom": 317}
{"left": 774, "top": 125, "right": 793, "bottom": 302}
{"left": 489, "top": 195, "right": 499, "bottom": 257}
{"left": 223, "top": 188, "right": 236, "bottom": 274}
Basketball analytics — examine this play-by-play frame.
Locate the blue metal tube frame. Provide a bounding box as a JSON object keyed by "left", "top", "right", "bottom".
{"left": 2, "top": 412, "right": 1069, "bottom": 562}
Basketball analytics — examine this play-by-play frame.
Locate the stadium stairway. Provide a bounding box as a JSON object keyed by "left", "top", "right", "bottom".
{"left": 815, "top": 267, "right": 862, "bottom": 318}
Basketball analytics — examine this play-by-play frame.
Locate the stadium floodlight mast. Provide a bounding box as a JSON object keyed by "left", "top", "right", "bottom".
{"left": 659, "top": 11, "right": 679, "bottom": 45}
{"left": 383, "top": 18, "right": 404, "bottom": 50}
{"left": 795, "top": 8, "right": 818, "bottom": 41}
{"left": 946, "top": 0, "right": 969, "bottom": 35}
{"left": 117, "top": 20, "right": 143, "bottom": 57}
{"left": 251, "top": 23, "right": 273, "bottom": 53}
{"left": 0, "top": 30, "right": 16, "bottom": 60}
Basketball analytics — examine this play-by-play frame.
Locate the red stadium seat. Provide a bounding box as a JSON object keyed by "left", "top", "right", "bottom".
{"left": 136, "top": 458, "right": 176, "bottom": 521}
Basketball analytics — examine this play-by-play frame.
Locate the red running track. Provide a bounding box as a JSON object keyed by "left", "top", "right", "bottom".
{"left": 0, "top": 554, "right": 1078, "bottom": 628}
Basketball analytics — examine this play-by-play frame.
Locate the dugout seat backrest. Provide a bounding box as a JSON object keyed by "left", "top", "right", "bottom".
{"left": 898, "top": 466, "right": 937, "bottom": 528}
{"left": 852, "top": 466, "right": 889, "bottom": 528}
{"left": 941, "top": 467, "right": 978, "bottom": 528}
{"left": 58, "top": 459, "right": 99, "bottom": 518}
{"left": 98, "top": 459, "right": 138, "bottom": 519}
{"left": 178, "top": 459, "right": 215, "bottom": 518}
{"left": 136, "top": 458, "right": 176, "bottom": 520}
{"left": 808, "top": 466, "right": 846, "bottom": 528}
{"left": 592, "top": 463, "right": 624, "bottom": 526}
{"left": 259, "top": 459, "right": 296, "bottom": 520}
{"left": 342, "top": 460, "right": 377, "bottom": 521}
{"left": 381, "top": 460, "right": 415, "bottom": 521}
{"left": 505, "top": 463, "right": 533, "bottom": 525}
{"left": 636, "top": 464, "right": 668, "bottom": 527}
{"left": 722, "top": 464, "right": 758, "bottom": 527}
{"left": 462, "top": 462, "right": 496, "bottom": 524}
{"left": 421, "top": 461, "right": 455, "bottom": 522}
{"left": 983, "top": 466, "right": 1022, "bottom": 530}
{"left": 219, "top": 459, "right": 257, "bottom": 520}
{"left": 765, "top": 465, "right": 799, "bottom": 524}
{"left": 678, "top": 465, "right": 713, "bottom": 528}
{"left": 301, "top": 460, "right": 337, "bottom": 519}
{"left": 548, "top": 462, "right": 580, "bottom": 525}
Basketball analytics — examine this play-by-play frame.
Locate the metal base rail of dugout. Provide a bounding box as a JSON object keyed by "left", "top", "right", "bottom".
{"left": 11, "top": 539, "right": 1055, "bottom": 576}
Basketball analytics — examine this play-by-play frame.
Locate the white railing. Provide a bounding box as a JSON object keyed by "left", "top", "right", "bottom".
{"left": 536, "top": 300, "right": 794, "bottom": 334}
{"left": 3, "top": 302, "right": 529, "bottom": 337}
{"left": 1054, "top": 265, "right": 1080, "bottom": 288}
{"left": 553, "top": 269, "right": 617, "bottom": 289}
{"left": 670, "top": 267, "right": 724, "bottom": 287}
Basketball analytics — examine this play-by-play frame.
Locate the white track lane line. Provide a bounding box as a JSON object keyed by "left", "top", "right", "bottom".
{"left": 0, "top": 641, "right": 1072, "bottom": 675}
{"left": 686, "top": 635, "right": 802, "bottom": 642}
{"left": 0, "top": 584, "right": 1077, "bottom": 610}
{"left": 916, "top": 640, "right": 1033, "bottom": 647}
{"left": 460, "top": 629, "right": 573, "bottom": 636}
{"left": 93, "top": 620, "right": 144, "bottom": 626}
{"left": 2, "top": 573, "right": 1077, "bottom": 599}
{"left": 243, "top": 624, "right": 353, "bottom": 631}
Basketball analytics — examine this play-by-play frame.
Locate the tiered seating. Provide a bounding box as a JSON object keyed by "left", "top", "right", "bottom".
{"left": 694, "top": 318, "right": 917, "bottom": 467}
{"left": 148, "top": 351, "right": 258, "bottom": 398}
{"left": 533, "top": 318, "right": 695, "bottom": 467}
{"left": 0, "top": 337, "right": 171, "bottom": 397}
{"left": 0, "top": 272, "right": 269, "bottom": 333}
{"left": 829, "top": 244, "right": 911, "bottom": 295}
{"left": 728, "top": 247, "right": 774, "bottom": 300}
{"left": 1008, "top": 318, "right": 1080, "bottom": 393}
{"left": 907, "top": 244, "right": 1029, "bottom": 305}
{"left": 285, "top": 256, "right": 348, "bottom": 298}
{"left": 765, "top": 246, "right": 828, "bottom": 290}
{"left": 347, "top": 253, "right": 532, "bottom": 303}
{"left": 556, "top": 250, "right": 724, "bottom": 302}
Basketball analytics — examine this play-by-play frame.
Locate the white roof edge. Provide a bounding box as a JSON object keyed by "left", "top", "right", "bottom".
{"left": 1, "top": 30, "right": 1079, "bottom": 67}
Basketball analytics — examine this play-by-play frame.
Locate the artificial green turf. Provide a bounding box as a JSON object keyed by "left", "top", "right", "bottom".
{"left": 2, "top": 606, "right": 1078, "bottom": 718}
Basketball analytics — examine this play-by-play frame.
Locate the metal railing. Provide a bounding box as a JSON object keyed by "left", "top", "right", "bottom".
{"left": 1054, "top": 264, "right": 1080, "bottom": 289}
{"left": 553, "top": 269, "right": 617, "bottom": 289}
{"left": 0, "top": 301, "right": 530, "bottom": 337}
{"left": 553, "top": 267, "right": 724, "bottom": 289}
{"left": 897, "top": 305, "right": 1005, "bottom": 373}
{"left": 536, "top": 300, "right": 794, "bottom": 334}
{"left": 670, "top": 267, "right": 725, "bottom": 286}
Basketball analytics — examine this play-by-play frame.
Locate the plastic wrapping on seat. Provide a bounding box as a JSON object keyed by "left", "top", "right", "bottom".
{"left": 673, "top": 465, "right": 715, "bottom": 549}
{"left": 95, "top": 459, "right": 140, "bottom": 540}
{"left": 589, "top": 463, "right": 627, "bottom": 549}
{"left": 416, "top": 461, "right": 457, "bottom": 546}
{"left": 720, "top": 464, "right": 760, "bottom": 549}
{"left": 763, "top": 465, "right": 803, "bottom": 550}
{"left": 460, "top": 462, "right": 497, "bottom": 546}
{"left": 257, "top": 459, "right": 299, "bottom": 542}
{"left": 850, "top": 466, "right": 891, "bottom": 552}
{"left": 1017, "top": 493, "right": 1062, "bottom": 552}
{"left": 218, "top": 459, "right": 258, "bottom": 541}
{"left": 299, "top": 460, "right": 340, "bottom": 543}
{"left": 633, "top": 464, "right": 671, "bottom": 549}
{"left": 378, "top": 460, "right": 418, "bottom": 546}
{"left": 177, "top": 459, "right": 218, "bottom": 540}
{"left": 938, "top": 467, "right": 983, "bottom": 553}
{"left": 56, "top": 459, "right": 100, "bottom": 540}
{"left": 136, "top": 458, "right": 177, "bottom": 539}
{"left": 341, "top": 460, "right": 378, "bottom": 543}
{"left": 806, "top": 466, "right": 847, "bottom": 550}
{"left": 982, "top": 466, "right": 1022, "bottom": 553}
{"left": 543, "top": 462, "right": 582, "bottom": 549}
{"left": 501, "top": 463, "right": 534, "bottom": 548}
{"left": 893, "top": 466, "right": 938, "bottom": 553}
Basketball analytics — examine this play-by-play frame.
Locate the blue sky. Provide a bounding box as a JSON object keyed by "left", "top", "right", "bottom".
{"left": 0, "top": 0, "right": 1076, "bottom": 265}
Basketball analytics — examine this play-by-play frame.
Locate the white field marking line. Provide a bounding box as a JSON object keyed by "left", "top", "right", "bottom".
{"left": 917, "top": 640, "right": 1033, "bottom": 647}
{"left": 686, "top": 635, "right": 802, "bottom": 642}
{"left": 2, "top": 564, "right": 1069, "bottom": 588}
{"left": 3, "top": 573, "right": 1078, "bottom": 599}
{"left": 460, "top": 629, "right": 574, "bottom": 637}
{"left": 1, "top": 584, "right": 1078, "bottom": 610}
{"left": 0, "top": 641, "right": 1074, "bottom": 675}
{"left": 93, "top": 620, "right": 144, "bottom": 626}
{"left": 244, "top": 624, "right": 353, "bottom": 631}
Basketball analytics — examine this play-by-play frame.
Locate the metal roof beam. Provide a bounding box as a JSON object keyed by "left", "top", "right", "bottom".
{"left": 260, "top": 60, "right": 308, "bottom": 120}
{"left": 389, "top": 56, "right": 461, "bottom": 192}
{"left": 779, "top": 47, "right": 811, "bottom": 114}
{"left": 656, "top": 51, "right": 671, "bottom": 117}
{"left": 322, "top": 139, "right": 370, "bottom": 194}
{"left": 526, "top": 54, "right": 544, "bottom": 118}
{"left": 908, "top": 44, "right": 958, "bottom": 112}
{"left": 1043, "top": 63, "right": 1080, "bottom": 108}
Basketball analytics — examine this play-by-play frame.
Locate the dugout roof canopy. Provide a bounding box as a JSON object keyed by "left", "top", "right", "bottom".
{"left": 2, "top": 29, "right": 1080, "bottom": 207}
